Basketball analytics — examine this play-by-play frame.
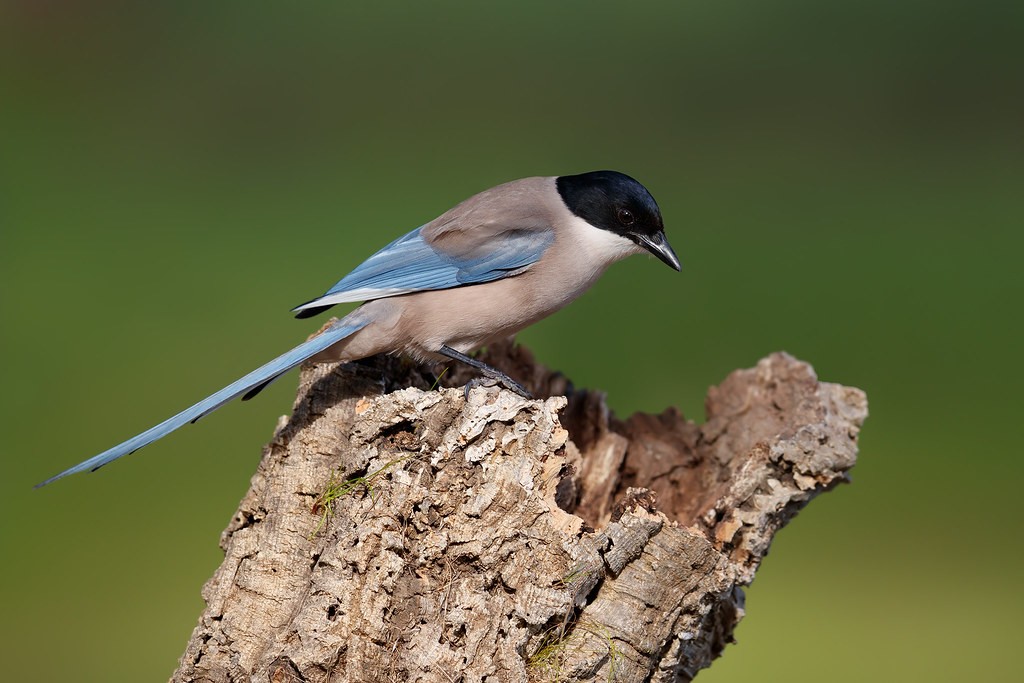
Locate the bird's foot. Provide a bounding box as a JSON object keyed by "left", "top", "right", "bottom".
{"left": 463, "top": 374, "right": 532, "bottom": 400}
{"left": 463, "top": 376, "right": 498, "bottom": 399}
{"left": 438, "top": 344, "right": 533, "bottom": 400}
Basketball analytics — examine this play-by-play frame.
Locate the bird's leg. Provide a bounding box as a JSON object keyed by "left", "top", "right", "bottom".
{"left": 437, "top": 345, "right": 533, "bottom": 399}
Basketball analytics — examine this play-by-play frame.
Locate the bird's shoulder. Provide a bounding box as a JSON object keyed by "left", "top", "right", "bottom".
{"left": 421, "top": 176, "right": 563, "bottom": 252}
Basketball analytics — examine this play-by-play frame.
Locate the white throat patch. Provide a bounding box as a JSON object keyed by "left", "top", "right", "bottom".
{"left": 565, "top": 215, "right": 644, "bottom": 266}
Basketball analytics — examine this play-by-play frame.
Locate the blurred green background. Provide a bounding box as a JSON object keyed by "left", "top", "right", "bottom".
{"left": 2, "top": 1, "right": 1021, "bottom": 680}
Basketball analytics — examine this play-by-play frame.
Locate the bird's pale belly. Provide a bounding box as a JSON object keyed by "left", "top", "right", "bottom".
{"left": 399, "top": 266, "right": 601, "bottom": 354}
{"left": 316, "top": 265, "right": 593, "bottom": 364}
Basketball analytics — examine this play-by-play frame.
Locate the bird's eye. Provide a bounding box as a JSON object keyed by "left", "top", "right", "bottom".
{"left": 617, "top": 208, "right": 635, "bottom": 226}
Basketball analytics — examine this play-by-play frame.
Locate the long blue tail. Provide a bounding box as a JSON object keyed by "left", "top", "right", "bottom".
{"left": 35, "top": 318, "right": 368, "bottom": 488}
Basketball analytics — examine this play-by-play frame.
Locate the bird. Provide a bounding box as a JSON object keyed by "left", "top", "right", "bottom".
{"left": 36, "top": 170, "right": 680, "bottom": 487}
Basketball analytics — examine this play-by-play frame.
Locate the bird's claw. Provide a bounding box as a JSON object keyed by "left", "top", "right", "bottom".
{"left": 464, "top": 375, "right": 532, "bottom": 400}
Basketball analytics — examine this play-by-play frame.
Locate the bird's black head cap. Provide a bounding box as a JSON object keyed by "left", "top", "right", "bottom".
{"left": 556, "top": 170, "right": 680, "bottom": 270}
{"left": 555, "top": 170, "right": 664, "bottom": 240}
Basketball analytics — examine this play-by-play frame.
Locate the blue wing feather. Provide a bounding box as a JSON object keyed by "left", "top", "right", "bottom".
{"left": 35, "top": 318, "right": 368, "bottom": 488}
{"left": 293, "top": 227, "right": 553, "bottom": 313}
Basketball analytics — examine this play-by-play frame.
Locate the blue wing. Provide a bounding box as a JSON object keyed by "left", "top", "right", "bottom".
{"left": 293, "top": 226, "right": 554, "bottom": 316}
{"left": 35, "top": 318, "right": 368, "bottom": 488}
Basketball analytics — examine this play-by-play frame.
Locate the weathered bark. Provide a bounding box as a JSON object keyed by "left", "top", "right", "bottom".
{"left": 172, "top": 340, "right": 867, "bottom": 683}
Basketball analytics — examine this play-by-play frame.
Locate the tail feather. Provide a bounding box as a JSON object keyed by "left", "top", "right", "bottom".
{"left": 293, "top": 302, "right": 335, "bottom": 319}
{"left": 240, "top": 376, "right": 279, "bottom": 402}
{"left": 35, "top": 318, "right": 368, "bottom": 488}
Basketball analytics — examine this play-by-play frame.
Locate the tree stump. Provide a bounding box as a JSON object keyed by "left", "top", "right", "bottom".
{"left": 172, "top": 340, "right": 867, "bottom": 682}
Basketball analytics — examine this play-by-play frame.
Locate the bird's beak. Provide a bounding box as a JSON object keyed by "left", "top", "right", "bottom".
{"left": 634, "top": 230, "right": 681, "bottom": 271}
